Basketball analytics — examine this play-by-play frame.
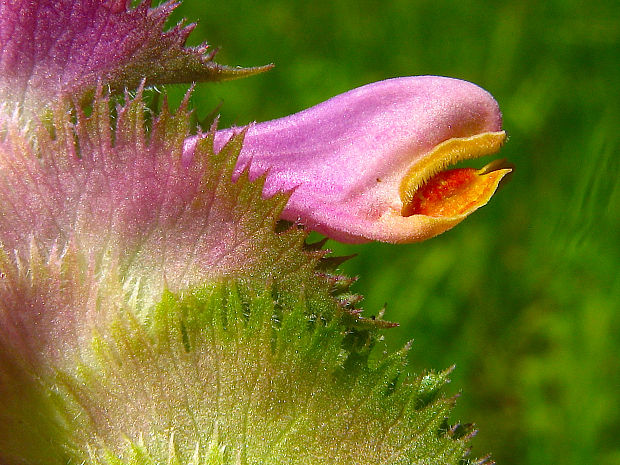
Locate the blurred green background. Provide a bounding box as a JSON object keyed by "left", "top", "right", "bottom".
{"left": 165, "top": 1, "right": 620, "bottom": 463}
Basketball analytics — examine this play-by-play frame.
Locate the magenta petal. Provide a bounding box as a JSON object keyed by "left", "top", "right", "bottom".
{"left": 186, "top": 76, "right": 505, "bottom": 243}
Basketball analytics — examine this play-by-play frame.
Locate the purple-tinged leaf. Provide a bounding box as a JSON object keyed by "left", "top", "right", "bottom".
{"left": 0, "top": 0, "right": 269, "bottom": 115}
{"left": 0, "top": 88, "right": 319, "bottom": 351}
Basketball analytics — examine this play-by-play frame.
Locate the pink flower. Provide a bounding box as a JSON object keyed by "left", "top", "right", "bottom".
{"left": 186, "top": 76, "right": 510, "bottom": 243}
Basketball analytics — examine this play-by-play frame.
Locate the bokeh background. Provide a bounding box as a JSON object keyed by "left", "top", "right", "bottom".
{"left": 164, "top": 1, "right": 620, "bottom": 463}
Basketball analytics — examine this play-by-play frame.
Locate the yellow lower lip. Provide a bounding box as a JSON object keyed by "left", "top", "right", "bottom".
{"left": 399, "top": 131, "right": 510, "bottom": 218}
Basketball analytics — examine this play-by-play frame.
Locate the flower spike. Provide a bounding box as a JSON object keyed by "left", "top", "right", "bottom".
{"left": 187, "top": 76, "right": 510, "bottom": 243}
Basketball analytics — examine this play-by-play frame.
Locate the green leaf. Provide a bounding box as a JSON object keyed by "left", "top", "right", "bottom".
{"left": 1, "top": 278, "right": 485, "bottom": 465}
